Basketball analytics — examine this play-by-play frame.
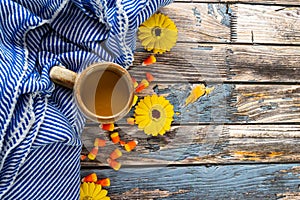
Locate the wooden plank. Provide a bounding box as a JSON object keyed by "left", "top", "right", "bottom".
{"left": 81, "top": 124, "right": 300, "bottom": 166}
{"left": 81, "top": 164, "right": 300, "bottom": 199}
{"left": 176, "top": 0, "right": 300, "bottom": 6}
{"left": 130, "top": 84, "right": 299, "bottom": 124}
{"left": 85, "top": 84, "right": 300, "bottom": 124}
{"left": 231, "top": 4, "right": 300, "bottom": 44}
{"left": 157, "top": 3, "right": 231, "bottom": 43}
{"left": 131, "top": 43, "right": 300, "bottom": 83}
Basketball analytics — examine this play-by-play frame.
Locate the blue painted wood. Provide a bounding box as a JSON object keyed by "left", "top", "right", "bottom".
{"left": 81, "top": 164, "right": 300, "bottom": 199}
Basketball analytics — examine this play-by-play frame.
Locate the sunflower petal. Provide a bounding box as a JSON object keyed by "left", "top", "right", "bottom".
{"left": 166, "top": 109, "right": 174, "bottom": 118}
{"left": 143, "top": 16, "right": 156, "bottom": 27}
{"left": 143, "top": 96, "right": 152, "bottom": 108}
{"left": 150, "top": 94, "right": 159, "bottom": 104}
{"left": 137, "top": 117, "right": 151, "bottom": 129}
{"left": 93, "top": 184, "right": 102, "bottom": 198}
{"left": 159, "top": 128, "right": 166, "bottom": 135}
{"left": 165, "top": 104, "right": 174, "bottom": 113}
{"left": 134, "top": 107, "right": 149, "bottom": 115}
{"left": 94, "top": 189, "right": 108, "bottom": 199}
{"left": 82, "top": 182, "right": 89, "bottom": 196}
{"left": 135, "top": 115, "right": 148, "bottom": 124}
{"left": 89, "top": 182, "right": 95, "bottom": 196}
{"left": 163, "top": 118, "right": 173, "bottom": 131}
{"left": 80, "top": 187, "right": 84, "bottom": 200}
{"left": 144, "top": 122, "right": 157, "bottom": 136}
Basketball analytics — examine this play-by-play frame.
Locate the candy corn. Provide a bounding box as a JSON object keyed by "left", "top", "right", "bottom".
{"left": 142, "top": 55, "right": 156, "bottom": 66}
{"left": 135, "top": 79, "right": 149, "bottom": 93}
{"left": 124, "top": 140, "right": 138, "bottom": 152}
{"left": 119, "top": 140, "right": 126, "bottom": 146}
{"left": 141, "top": 79, "right": 149, "bottom": 87}
{"left": 80, "top": 155, "right": 87, "bottom": 161}
{"left": 110, "top": 148, "right": 122, "bottom": 160}
{"left": 94, "top": 138, "right": 106, "bottom": 147}
{"left": 132, "top": 95, "right": 138, "bottom": 107}
{"left": 110, "top": 132, "right": 120, "bottom": 144}
{"left": 82, "top": 173, "right": 97, "bottom": 182}
{"left": 146, "top": 72, "right": 154, "bottom": 82}
{"left": 127, "top": 117, "right": 135, "bottom": 125}
{"left": 101, "top": 123, "right": 114, "bottom": 131}
{"left": 96, "top": 178, "right": 111, "bottom": 187}
{"left": 88, "top": 146, "right": 99, "bottom": 160}
{"left": 107, "top": 158, "right": 121, "bottom": 171}
{"left": 132, "top": 77, "right": 138, "bottom": 88}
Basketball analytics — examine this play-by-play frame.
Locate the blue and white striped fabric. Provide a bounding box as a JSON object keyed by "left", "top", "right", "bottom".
{"left": 0, "top": 0, "right": 173, "bottom": 199}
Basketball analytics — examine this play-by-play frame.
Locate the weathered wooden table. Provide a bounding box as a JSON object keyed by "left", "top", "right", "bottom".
{"left": 81, "top": 1, "right": 300, "bottom": 199}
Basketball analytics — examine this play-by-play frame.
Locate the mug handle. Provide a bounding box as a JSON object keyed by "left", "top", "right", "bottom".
{"left": 49, "top": 66, "right": 77, "bottom": 89}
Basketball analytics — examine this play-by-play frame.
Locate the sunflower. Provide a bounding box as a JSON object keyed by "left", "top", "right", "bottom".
{"left": 134, "top": 95, "right": 174, "bottom": 136}
{"left": 80, "top": 182, "right": 110, "bottom": 200}
{"left": 138, "top": 13, "right": 178, "bottom": 54}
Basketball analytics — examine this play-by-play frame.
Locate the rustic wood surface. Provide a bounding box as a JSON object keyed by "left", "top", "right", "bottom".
{"left": 81, "top": 164, "right": 300, "bottom": 200}
{"left": 81, "top": 124, "right": 300, "bottom": 166}
{"left": 161, "top": 3, "right": 300, "bottom": 44}
{"left": 231, "top": 4, "right": 300, "bottom": 44}
{"left": 132, "top": 43, "right": 300, "bottom": 83}
{"left": 160, "top": 3, "right": 231, "bottom": 43}
{"left": 81, "top": 1, "right": 300, "bottom": 199}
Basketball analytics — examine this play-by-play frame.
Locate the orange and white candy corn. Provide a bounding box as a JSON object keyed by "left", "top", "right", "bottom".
{"left": 146, "top": 72, "right": 154, "bottom": 82}
{"left": 142, "top": 55, "right": 156, "bottom": 66}
{"left": 110, "top": 132, "right": 120, "bottom": 144}
{"left": 132, "top": 77, "right": 138, "bottom": 88}
{"left": 107, "top": 158, "right": 121, "bottom": 171}
{"left": 94, "top": 138, "right": 106, "bottom": 147}
{"left": 124, "top": 140, "right": 138, "bottom": 152}
{"left": 101, "top": 123, "right": 114, "bottom": 131}
{"left": 82, "top": 173, "right": 97, "bottom": 182}
{"left": 80, "top": 155, "right": 87, "bottom": 161}
{"left": 110, "top": 148, "right": 122, "bottom": 160}
{"left": 96, "top": 178, "right": 111, "bottom": 187}
{"left": 135, "top": 79, "right": 149, "bottom": 93}
{"left": 88, "top": 146, "right": 99, "bottom": 160}
{"left": 119, "top": 140, "right": 126, "bottom": 146}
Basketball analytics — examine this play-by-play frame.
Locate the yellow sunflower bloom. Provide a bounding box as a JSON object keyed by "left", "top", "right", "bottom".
{"left": 134, "top": 95, "right": 174, "bottom": 136}
{"left": 138, "top": 13, "right": 178, "bottom": 54}
{"left": 80, "top": 182, "right": 110, "bottom": 200}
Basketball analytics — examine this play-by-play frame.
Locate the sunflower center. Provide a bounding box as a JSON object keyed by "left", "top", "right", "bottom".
{"left": 152, "top": 26, "right": 162, "bottom": 37}
{"left": 83, "top": 196, "right": 93, "bottom": 200}
{"left": 152, "top": 109, "right": 161, "bottom": 119}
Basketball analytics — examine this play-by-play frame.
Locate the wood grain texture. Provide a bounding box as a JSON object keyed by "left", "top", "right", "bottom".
{"left": 131, "top": 43, "right": 300, "bottom": 82}
{"left": 231, "top": 4, "right": 300, "bottom": 44}
{"left": 138, "top": 83, "right": 299, "bottom": 123}
{"left": 158, "top": 3, "right": 231, "bottom": 43}
{"left": 81, "top": 124, "right": 300, "bottom": 166}
{"left": 81, "top": 164, "right": 300, "bottom": 200}
{"left": 84, "top": 84, "right": 300, "bottom": 124}
{"left": 176, "top": 0, "right": 300, "bottom": 6}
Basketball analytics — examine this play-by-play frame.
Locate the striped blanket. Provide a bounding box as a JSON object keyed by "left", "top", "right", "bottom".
{"left": 0, "top": 0, "right": 172, "bottom": 199}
